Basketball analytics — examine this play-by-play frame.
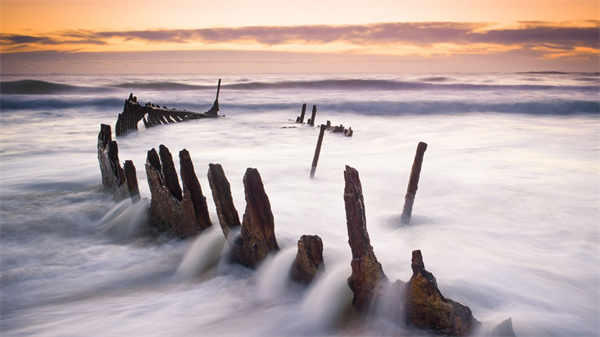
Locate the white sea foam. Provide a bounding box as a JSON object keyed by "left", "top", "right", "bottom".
{"left": 1, "top": 73, "right": 598, "bottom": 337}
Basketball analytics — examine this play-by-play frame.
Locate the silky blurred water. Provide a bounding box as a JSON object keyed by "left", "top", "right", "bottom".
{"left": 1, "top": 73, "right": 599, "bottom": 336}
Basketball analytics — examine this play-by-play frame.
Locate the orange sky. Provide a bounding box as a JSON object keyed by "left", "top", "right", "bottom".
{"left": 0, "top": 0, "right": 598, "bottom": 72}
{"left": 2, "top": 0, "right": 599, "bottom": 32}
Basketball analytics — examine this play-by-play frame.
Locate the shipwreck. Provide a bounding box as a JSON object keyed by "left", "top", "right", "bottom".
{"left": 115, "top": 79, "right": 222, "bottom": 137}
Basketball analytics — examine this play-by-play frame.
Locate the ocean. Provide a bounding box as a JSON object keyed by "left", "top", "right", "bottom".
{"left": 1, "top": 72, "right": 599, "bottom": 336}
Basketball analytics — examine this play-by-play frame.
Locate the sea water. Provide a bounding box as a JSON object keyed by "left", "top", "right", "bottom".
{"left": 1, "top": 73, "right": 599, "bottom": 336}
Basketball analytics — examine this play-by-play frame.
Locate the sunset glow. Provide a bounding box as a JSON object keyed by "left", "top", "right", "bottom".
{"left": 1, "top": 0, "right": 598, "bottom": 72}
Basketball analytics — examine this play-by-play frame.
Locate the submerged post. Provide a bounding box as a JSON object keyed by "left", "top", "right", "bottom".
{"left": 308, "top": 105, "right": 317, "bottom": 126}
{"left": 310, "top": 124, "right": 326, "bottom": 178}
{"left": 298, "top": 103, "right": 307, "bottom": 123}
{"left": 401, "top": 142, "right": 428, "bottom": 224}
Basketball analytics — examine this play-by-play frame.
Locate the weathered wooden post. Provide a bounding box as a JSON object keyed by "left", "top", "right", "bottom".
{"left": 297, "top": 103, "right": 307, "bottom": 123}
{"left": 123, "top": 160, "right": 140, "bottom": 201}
{"left": 310, "top": 124, "right": 326, "bottom": 178}
{"left": 308, "top": 105, "right": 317, "bottom": 126}
{"left": 207, "top": 163, "right": 241, "bottom": 238}
{"left": 401, "top": 142, "right": 428, "bottom": 224}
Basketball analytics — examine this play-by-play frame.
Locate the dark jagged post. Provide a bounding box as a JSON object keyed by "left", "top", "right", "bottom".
{"left": 180, "top": 149, "right": 212, "bottom": 231}
{"left": 123, "top": 160, "right": 140, "bottom": 202}
{"left": 298, "top": 103, "right": 307, "bottom": 123}
{"left": 401, "top": 142, "right": 428, "bottom": 224}
{"left": 233, "top": 168, "right": 279, "bottom": 268}
{"left": 310, "top": 124, "right": 326, "bottom": 178}
{"left": 207, "top": 79, "right": 221, "bottom": 116}
{"left": 159, "top": 144, "right": 183, "bottom": 201}
{"left": 308, "top": 105, "right": 317, "bottom": 126}
{"left": 343, "top": 165, "right": 387, "bottom": 310}
{"left": 207, "top": 163, "right": 241, "bottom": 238}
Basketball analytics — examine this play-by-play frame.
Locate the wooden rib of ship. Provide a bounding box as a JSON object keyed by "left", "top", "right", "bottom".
{"left": 115, "top": 79, "right": 222, "bottom": 137}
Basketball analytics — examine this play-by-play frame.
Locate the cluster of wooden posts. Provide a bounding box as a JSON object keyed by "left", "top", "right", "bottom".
{"left": 97, "top": 123, "right": 514, "bottom": 337}
{"left": 114, "top": 79, "right": 222, "bottom": 137}
{"left": 295, "top": 103, "right": 353, "bottom": 135}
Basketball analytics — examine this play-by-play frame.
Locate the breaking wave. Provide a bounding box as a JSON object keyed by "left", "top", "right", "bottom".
{"left": 1, "top": 97, "right": 598, "bottom": 115}
{"left": 3, "top": 78, "right": 599, "bottom": 94}
{"left": 0, "top": 79, "right": 112, "bottom": 95}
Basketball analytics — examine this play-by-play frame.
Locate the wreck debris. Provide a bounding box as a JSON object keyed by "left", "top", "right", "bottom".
{"left": 405, "top": 250, "right": 480, "bottom": 336}
{"left": 230, "top": 168, "right": 280, "bottom": 268}
{"left": 207, "top": 163, "right": 241, "bottom": 238}
{"left": 307, "top": 105, "right": 317, "bottom": 126}
{"left": 325, "top": 120, "right": 353, "bottom": 137}
{"left": 296, "top": 103, "right": 307, "bottom": 123}
{"left": 343, "top": 165, "right": 388, "bottom": 310}
{"left": 401, "top": 142, "right": 427, "bottom": 224}
{"left": 310, "top": 124, "right": 327, "bottom": 178}
{"left": 97, "top": 124, "right": 129, "bottom": 200}
{"left": 123, "top": 160, "right": 140, "bottom": 202}
{"left": 145, "top": 145, "right": 212, "bottom": 237}
{"left": 115, "top": 79, "right": 222, "bottom": 137}
{"left": 290, "top": 235, "right": 324, "bottom": 284}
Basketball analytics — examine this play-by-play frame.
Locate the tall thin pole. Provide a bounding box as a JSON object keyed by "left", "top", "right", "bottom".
{"left": 401, "top": 142, "right": 427, "bottom": 224}
{"left": 310, "top": 125, "right": 326, "bottom": 178}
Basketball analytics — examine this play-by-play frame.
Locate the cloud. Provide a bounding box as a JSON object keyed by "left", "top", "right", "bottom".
{"left": 0, "top": 33, "right": 106, "bottom": 47}
{"left": 2, "top": 21, "right": 598, "bottom": 58}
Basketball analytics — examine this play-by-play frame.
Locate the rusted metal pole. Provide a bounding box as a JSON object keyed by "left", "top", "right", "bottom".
{"left": 401, "top": 142, "right": 428, "bottom": 224}
{"left": 310, "top": 124, "right": 326, "bottom": 178}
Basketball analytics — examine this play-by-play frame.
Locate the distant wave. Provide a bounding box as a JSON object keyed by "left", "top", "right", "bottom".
{"left": 2, "top": 96, "right": 596, "bottom": 115}
{"left": 224, "top": 100, "right": 599, "bottom": 115}
{"left": 1, "top": 97, "right": 123, "bottom": 111}
{"left": 112, "top": 82, "right": 202, "bottom": 90}
{"left": 3, "top": 78, "right": 598, "bottom": 94}
{"left": 418, "top": 77, "right": 449, "bottom": 82}
{"left": 0, "top": 80, "right": 111, "bottom": 95}
{"left": 517, "top": 71, "right": 570, "bottom": 75}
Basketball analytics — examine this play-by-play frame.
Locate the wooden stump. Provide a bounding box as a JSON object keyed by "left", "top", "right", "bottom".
{"left": 290, "top": 235, "right": 324, "bottom": 284}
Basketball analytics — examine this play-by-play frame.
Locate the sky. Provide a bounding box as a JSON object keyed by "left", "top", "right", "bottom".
{"left": 1, "top": 0, "right": 599, "bottom": 73}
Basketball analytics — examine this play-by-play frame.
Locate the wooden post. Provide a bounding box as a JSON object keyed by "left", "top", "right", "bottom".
{"left": 299, "top": 103, "right": 307, "bottom": 123}
{"left": 123, "top": 160, "right": 140, "bottom": 201}
{"left": 401, "top": 142, "right": 428, "bottom": 224}
{"left": 207, "top": 163, "right": 241, "bottom": 238}
{"left": 308, "top": 105, "right": 317, "bottom": 126}
{"left": 158, "top": 145, "right": 183, "bottom": 201}
{"left": 310, "top": 125, "right": 326, "bottom": 178}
